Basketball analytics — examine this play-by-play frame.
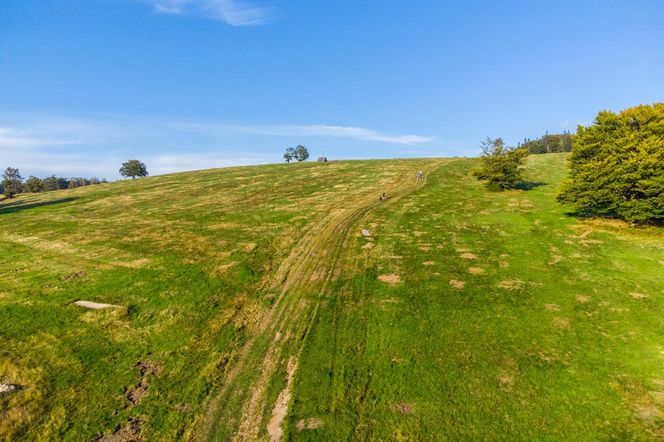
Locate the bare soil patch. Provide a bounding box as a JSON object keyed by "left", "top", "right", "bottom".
{"left": 125, "top": 361, "right": 162, "bottom": 407}
{"left": 96, "top": 418, "right": 144, "bottom": 442}
{"left": 449, "top": 279, "right": 465, "bottom": 289}
{"left": 378, "top": 274, "right": 401, "bottom": 284}
{"left": 267, "top": 357, "right": 298, "bottom": 442}
{"left": 576, "top": 295, "right": 590, "bottom": 303}
{"left": 391, "top": 403, "right": 414, "bottom": 414}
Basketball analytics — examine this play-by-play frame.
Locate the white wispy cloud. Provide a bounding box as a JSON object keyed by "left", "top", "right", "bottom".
{"left": 176, "top": 122, "right": 434, "bottom": 145}
{"left": 145, "top": 0, "right": 274, "bottom": 26}
{"left": 0, "top": 114, "right": 435, "bottom": 178}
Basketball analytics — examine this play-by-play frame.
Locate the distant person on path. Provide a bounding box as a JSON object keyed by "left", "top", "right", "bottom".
{"left": 416, "top": 170, "right": 425, "bottom": 183}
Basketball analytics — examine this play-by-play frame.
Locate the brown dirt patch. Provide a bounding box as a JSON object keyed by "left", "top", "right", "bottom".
{"left": 378, "top": 274, "right": 401, "bottom": 284}
{"left": 449, "top": 279, "right": 465, "bottom": 289}
{"left": 635, "top": 404, "right": 664, "bottom": 420}
{"left": 267, "top": 357, "right": 298, "bottom": 442}
{"left": 62, "top": 271, "right": 86, "bottom": 281}
{"left": 97, "top": 418, "right": 144, "bottom": 442}
{"left": 295, "top": 418, "right": 323, "bottom": 432}
{"left": 497, "top": 373, "right": 514, "bottom": 391}
{"left": 459, "top": 252, "right": 477, "bottom": 260}
{"left": 391, "top": 403, "right": 414, "bottom": 414}
{"left": 125, "top": 361, "right": 161, "bottom": 407}
{"left": 576, "top": 295, "right": 590, "bottom": 303}
{"left": 497, "top": 280, "right": 524, "bottom": 290}
{"left": 630, "top": 292, "right": 649, "bottom": 300}
{"left": 468, "top": 267, "right": 485, "bottom": 275}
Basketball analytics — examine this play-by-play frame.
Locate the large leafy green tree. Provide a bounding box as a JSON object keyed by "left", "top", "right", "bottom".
{"left": 472, "top": 138, "right": 529, "bottom": 190}
{"left": 119, "top": 160, "right": 149, "bottom": 179}
{"left": 283, "top": 147, "right": 296, "bottom": 163}
{"left": 1, "top": 167, "right": 23, "bottom": 198}
{"left": 558, "top": 103, "right": 664, "bottom": 223}
{"left": 294, "top": 145, "right": 309, "bottom": 162}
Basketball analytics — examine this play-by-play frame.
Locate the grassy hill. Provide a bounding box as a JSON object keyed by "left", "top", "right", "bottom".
{"left": 1, "top": 154, "right": 663, "bottom": 440}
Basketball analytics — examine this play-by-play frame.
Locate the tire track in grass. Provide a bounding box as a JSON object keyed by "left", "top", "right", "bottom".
{"left": 193, "top": 160, "right": 450, "bottom": 441}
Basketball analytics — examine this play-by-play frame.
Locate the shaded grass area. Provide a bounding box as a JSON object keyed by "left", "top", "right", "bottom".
{"left": 288, "top": 153, "right": 664, "bottom": 440}
{"left": 0, "top": 159, "right": 435, "bottom": 440}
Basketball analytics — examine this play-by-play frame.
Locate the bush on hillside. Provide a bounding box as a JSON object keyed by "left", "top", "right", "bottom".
{"left": 558, "top": 103, "right": 664, "bottom": 224}
{"left": 473, "top": 138, "right": 529, "bottom": 190}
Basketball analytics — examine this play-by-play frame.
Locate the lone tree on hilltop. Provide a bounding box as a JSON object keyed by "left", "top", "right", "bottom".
{"left": 2, "top": 167, "right": 23, "bottom": 198}
{"left": 119, "top": 160, "right": 149, "bottom": 179}
{"left": 472, "top": 138, "right": 529, "bottom": 190}
{"left": 283, "top": 147, "right": 296, "bottom": 163}
{"left": 294, "top": 145, "right": 310, "bottom": 162}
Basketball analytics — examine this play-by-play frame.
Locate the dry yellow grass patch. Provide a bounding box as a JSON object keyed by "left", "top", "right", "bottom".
{"left": 459, "top": 252, "right": 477, "bottom": 260}
{"left": 378, "top": 274, "right": 401, "bottom": 284}
{"left": 497, "top": 280, "right": 524, "bottom": 290}
{"left": 449, "top": 279, "right": 465, "bottom": 289}
{"left": 468, "top": 267, "right": 485, "bottom": 275}
{"left": 630, "top": 292, "right": 649, "bottom": 300}
{"left": 296, "top": 418, "right": 323, "bottom": 431}
{"left": 423, "top": 261, "right": 435, "bottom": 266}
{"left": 553, "top": 317, "right": 571, "bottom": 329}
{"left": 576, "top": 295, "right": 591, "bottom": 303}
{"left": 544, "top": 304, "right": 560, "bottom": 311}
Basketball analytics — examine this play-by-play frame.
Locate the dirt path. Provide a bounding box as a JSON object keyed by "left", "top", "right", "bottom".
{"left": 192, "top": 160, "right": 449, "bottom": 441}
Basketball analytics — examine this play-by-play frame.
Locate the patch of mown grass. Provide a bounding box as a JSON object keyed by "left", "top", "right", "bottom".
{"left": 0, "top": 159, "right": 435, "bottom": 439}
{"left": 288, "top": 153, "right": 664, "bottom": 439}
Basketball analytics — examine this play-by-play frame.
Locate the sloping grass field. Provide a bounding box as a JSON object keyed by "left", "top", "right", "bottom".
{"left": 1, "top": 154, "right": 663, "bottom": 440}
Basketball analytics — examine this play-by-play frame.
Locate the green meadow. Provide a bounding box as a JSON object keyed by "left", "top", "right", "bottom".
{"left": 1, "top": 154, "right": 663, "bottom": 440}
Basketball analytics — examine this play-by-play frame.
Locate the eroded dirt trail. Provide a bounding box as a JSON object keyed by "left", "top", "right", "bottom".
{"left": 192, "top": 160, "right": 449, "bottom": 441}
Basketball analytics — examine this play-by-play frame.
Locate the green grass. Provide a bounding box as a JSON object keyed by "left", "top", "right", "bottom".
{"left": 1, "top": 154, "right": 663, "bottom": 440}
{"left": 287, "top": 154, "right": 664, "bottom": 440}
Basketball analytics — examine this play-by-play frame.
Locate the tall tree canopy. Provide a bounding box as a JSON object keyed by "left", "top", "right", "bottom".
{"left": 558, "top": 103, "right": 664, "bottom": 224}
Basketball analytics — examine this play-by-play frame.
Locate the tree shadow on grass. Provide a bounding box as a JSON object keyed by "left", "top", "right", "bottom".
{"left": 514, "top": 181, "right": 548, "bottom": 191}
{"left": 0, "top": 197, "right": 79, "bottom": 215}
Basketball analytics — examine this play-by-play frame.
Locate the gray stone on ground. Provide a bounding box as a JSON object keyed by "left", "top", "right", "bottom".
{"left": 0, "top": 384, "right": 22, "bottom": 394}
{"left": 74, "top": 300, "right": 120, "bottom": 310}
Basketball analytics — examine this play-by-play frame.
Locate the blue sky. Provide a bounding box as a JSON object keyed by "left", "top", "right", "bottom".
{"left": 1, "top": 0, "right": 662, "bottom": 179}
